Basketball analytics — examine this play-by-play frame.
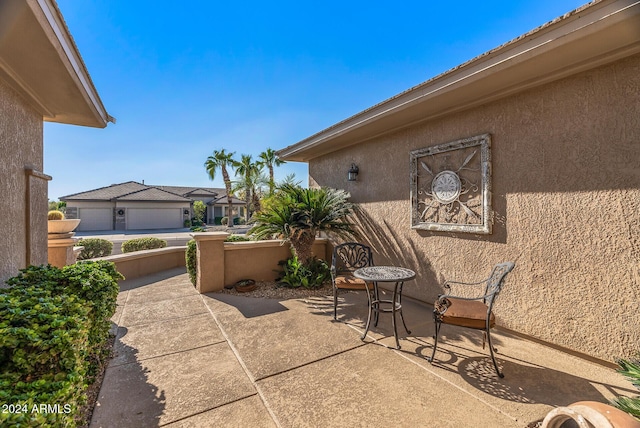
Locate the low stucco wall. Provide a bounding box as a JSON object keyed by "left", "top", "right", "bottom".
{"left": 101, "top": 247, "right": 187, "bottom": 280}
{"left": 192, "top": 233, "right": 330, "bottom": 293}
{"left": 308, "top": 54, "right": 640, "bottom": 362}
{"left": 98, "top": 237, "right": 330, "bottom": 289}
{"left": 224, "top": 239, "right": 329, "bottom": 285}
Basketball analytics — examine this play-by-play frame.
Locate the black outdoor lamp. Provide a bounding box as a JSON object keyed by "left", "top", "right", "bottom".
{"left": 348, "top": 163, "right": 359, "bottom": 181}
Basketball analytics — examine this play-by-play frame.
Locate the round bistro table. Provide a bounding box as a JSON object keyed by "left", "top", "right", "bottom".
{"left": 353, "top": 266, "right": 416, "bottom": 349}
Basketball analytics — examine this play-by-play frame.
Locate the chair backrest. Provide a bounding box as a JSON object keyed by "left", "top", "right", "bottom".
{"left": 331, "top": 242, "right": 373, "bottom": 276}
{"left": 483, "top": 262, "right": 515, "bottom": 310}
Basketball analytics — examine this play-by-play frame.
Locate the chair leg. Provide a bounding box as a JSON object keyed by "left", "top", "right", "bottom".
{"left": 333, "top": 287, "right": 338, "bottom": 320}
{"left": 486, "top": 328, "right": 504, "bottom": 378}
{"left": 428, "top": 318, "right": 441, "bottom": 363}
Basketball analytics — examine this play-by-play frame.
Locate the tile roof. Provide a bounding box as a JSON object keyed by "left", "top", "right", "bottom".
{"left": 153, "top": 185, "right": 223, "bottom": 197}
{"left": 116, "top": 187, "right": 191, "bottom": 202}
{"left": 61, "top": 181, "right": 238, "bottom": 204}
{"left": 60, "top": 181, "right": 148, "bottom": 200}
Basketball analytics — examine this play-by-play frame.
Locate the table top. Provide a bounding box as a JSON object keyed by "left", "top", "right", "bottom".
{"left": 353, "top": 266, "right": 416, "bottom": 282}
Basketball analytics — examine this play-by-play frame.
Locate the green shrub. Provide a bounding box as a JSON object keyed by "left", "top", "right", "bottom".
{"left": 235, "top": 217, "right": 246, "bottom": 225}
{"left": 0, "top": 262, "right": 122, "bottom": 427}
{"left": 276, "top": 254, "right": 330, "bottom": 289}
{"left": 48, "top": 210, "right": 65, "bottom": 220}
{"left": 186, "top": 239, "right": 197, "bottom": 286}
{"left": 214, "top": 216, "right": 224, "bottom": 225}
{"left": 121, "top": 237, "right": 167, "bottom": 253}
{"left": 183, "top": 219, "right": 192, "bottom": 228}
{"left": 611, "top": 355, "right": 640, "bottom": 420}
{"left": 225, "top": 234, "right": 251, "bottom": 242}
{"left": 221, "top": 216, "right": 229, "bottom": 226}
{"left": 190, "top": 226, "right": 206, "bottom": 232}
{"left": 77, "top": 238, "right": 113, "bottom": 260}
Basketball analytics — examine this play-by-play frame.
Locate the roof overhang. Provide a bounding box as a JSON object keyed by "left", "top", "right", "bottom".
{"left": 278, "top": 0, "right": 640, "bottom": 162}
{"left": 0, "top": 0, "right": 113, "bottom": 127}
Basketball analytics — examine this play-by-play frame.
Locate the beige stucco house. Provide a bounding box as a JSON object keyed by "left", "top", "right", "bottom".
{"left": 0, "top": 0, "right": 112, "bottom": 284}
{"left": 61, "top": 181, "right": 245, "bottom": 231}
{"left": 278, "top": 0, "right": 640, "bottom": 363}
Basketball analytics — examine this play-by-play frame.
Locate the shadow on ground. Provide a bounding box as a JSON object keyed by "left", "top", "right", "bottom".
{"left": 205, "top": 293, "right": 289, "bottom": 318}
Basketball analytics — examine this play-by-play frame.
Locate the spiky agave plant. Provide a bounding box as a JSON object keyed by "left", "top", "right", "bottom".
{"left": 611, "top": 355, "right": 640, "bottom": 420}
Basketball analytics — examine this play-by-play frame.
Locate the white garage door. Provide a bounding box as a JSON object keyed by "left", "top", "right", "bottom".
{"left": 127, "top": 209, "right": 182, "bottom": 230}
{"left": 77, "top": 208, "right": 113, "bottom": 231}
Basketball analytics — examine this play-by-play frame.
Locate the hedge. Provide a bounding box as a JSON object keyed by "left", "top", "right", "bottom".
{"left": 186, "top": 239, "right": 197, "bottom": 286}
{"left": 76, "top": 238, "right": 113, "bottom": 260}
{"left": 0, "top": 261, "right": 122, "bottom": 427}
{"left": 121, "top": 237, "right": 167, "bottom": 253}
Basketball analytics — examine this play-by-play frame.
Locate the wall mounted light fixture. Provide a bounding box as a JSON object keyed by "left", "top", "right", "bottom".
{"left": 348, "top": 163, "right": 359, "bottom": 181}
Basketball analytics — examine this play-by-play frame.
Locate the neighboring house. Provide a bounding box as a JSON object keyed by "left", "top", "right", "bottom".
{"left": 61, "top": 181, "right": 245, "bottom": 231}
{"left": 278, "top": 0, "right": 640, "bottom": 363}
{"left": 0, "top": 0, "right": 112, "bottom": 284}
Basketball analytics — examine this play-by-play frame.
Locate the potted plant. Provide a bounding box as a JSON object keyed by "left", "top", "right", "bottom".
{"left": 47, "top": 210, "right": 81, "bottom": 234}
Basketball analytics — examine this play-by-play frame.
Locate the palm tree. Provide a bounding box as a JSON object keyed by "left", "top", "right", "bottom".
{"left": 249, "top": 184, "right": 357, "bottom": 265}
{"left": 257, "top": 148, "right": 285, "bottom": 194}
{"left": 233, "top": 154, "right": 264, "bottom": 221}
{"left": 204, "top": 149, "right": 236, "bottom": 226}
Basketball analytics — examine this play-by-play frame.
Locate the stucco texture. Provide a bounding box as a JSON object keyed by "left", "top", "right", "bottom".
{"left": 0, "top": 78, "right": 46, "bottom": 285}
{"left": 309, "top": 54, "right": 640, "bottom": 362}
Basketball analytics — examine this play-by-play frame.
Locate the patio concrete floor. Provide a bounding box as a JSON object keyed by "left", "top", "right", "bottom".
{"left": 91, "top": 267, "right": 636, "bottom": 427}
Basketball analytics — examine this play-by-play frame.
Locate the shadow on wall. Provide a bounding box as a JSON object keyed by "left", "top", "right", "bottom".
{"left": 352, "top": 208, "right": 439, "bottom": 291}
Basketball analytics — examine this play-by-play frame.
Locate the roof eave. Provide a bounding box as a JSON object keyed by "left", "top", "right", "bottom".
{"left": 0, "top": 0, "right": 113, "bottom": 128}
{"left": 277, "top": 0, "right": 640, "bottom": 162}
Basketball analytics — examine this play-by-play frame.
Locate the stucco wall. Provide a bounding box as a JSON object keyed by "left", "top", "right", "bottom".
{"left": 0, "top": 79, "right": 46, "bottom": 285}
{"left": 308, "top": 54, "right": 640, "bottom": 361}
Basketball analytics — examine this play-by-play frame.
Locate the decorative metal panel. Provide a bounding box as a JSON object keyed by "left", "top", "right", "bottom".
{"left": 410, "top": 134, "right": 492, "bottom": 234}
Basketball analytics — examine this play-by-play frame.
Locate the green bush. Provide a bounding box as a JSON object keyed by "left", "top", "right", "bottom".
{"left": 611, "top": 355, "right": 640, "bottom": 420}
{"left": 276, "top": 254, "right": 330, "bottom": 289}
{"left": 121, "top": 237, "right": 167, "bottom": 253}
{"left": 186, "top": 239, "right": 197, "bottom": 286}
{"left": 214, "top": 216, "right": 224, "bottom": 225}
{"left": 221, "top": 217, "right": 245, "bottom": 226}
{"left": 77, "top": 238, "right": 113, "bottom": 260}
{"left": 190, "top": 226, "right": 207, "bottom": 232}
{"left": 183, "top": 219, "right": 192, "bottom": 228}
{"left": 225, "top": 234, "right": 251, "bottom": 242}
{"left": 0, "top": 262, "right": 122, "bottom": 427}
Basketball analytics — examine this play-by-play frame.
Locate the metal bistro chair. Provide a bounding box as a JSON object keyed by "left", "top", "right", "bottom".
{"left": 429, "top": 262, "right": 515, "bottom": 378}
{"left": 331, "top": 242, "right": 374, "bottom": 321}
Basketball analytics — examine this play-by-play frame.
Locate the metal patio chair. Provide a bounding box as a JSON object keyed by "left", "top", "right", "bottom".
{"left": 429, "top": 262, "right": 515, "bottom": 378}
{"left": 331, "top": 242, "right": 374, "bottom": 320}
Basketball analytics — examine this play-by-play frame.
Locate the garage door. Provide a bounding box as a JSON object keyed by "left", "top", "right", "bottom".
{"left": 127, "top": 208, "right": 182, "bottom": 230}
{"left": 77, "top": 208, "right": 113, "bottom": 231}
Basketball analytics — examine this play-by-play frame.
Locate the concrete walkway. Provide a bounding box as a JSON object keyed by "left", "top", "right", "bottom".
{"left": 91, "top": 268, "right": 635, "bottom": 427}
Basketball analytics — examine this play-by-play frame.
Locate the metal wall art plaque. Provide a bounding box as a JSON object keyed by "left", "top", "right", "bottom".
{"left": 410, "top": 134, "right": 492, "bottom": 234}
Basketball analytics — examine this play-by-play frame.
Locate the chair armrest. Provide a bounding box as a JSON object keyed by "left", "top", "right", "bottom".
{"left": 443, "top": 276, "right": 491, "bottom": 293}
{"left": 434, "top": 293, "right": 489, "bottom": 316}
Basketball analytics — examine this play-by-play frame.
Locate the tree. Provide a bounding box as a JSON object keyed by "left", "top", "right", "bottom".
{"left": 249, "top": 184, "right": 358, "bottom": 265}
{"left": 204, "top": 149, "right": 236, "bottom": 226}
{"left": 192, "top": 200, "right": 206, "bottom": 225}
{"left": 258, "top": 148, "right": 285, "bottom": 194}
{"left": 233, "top": 154, "right": 263, "bottom": 221}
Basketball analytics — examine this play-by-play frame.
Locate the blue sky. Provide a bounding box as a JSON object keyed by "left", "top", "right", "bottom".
{"left": 46, "top": 0, "right": 588, "bottom": 200}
